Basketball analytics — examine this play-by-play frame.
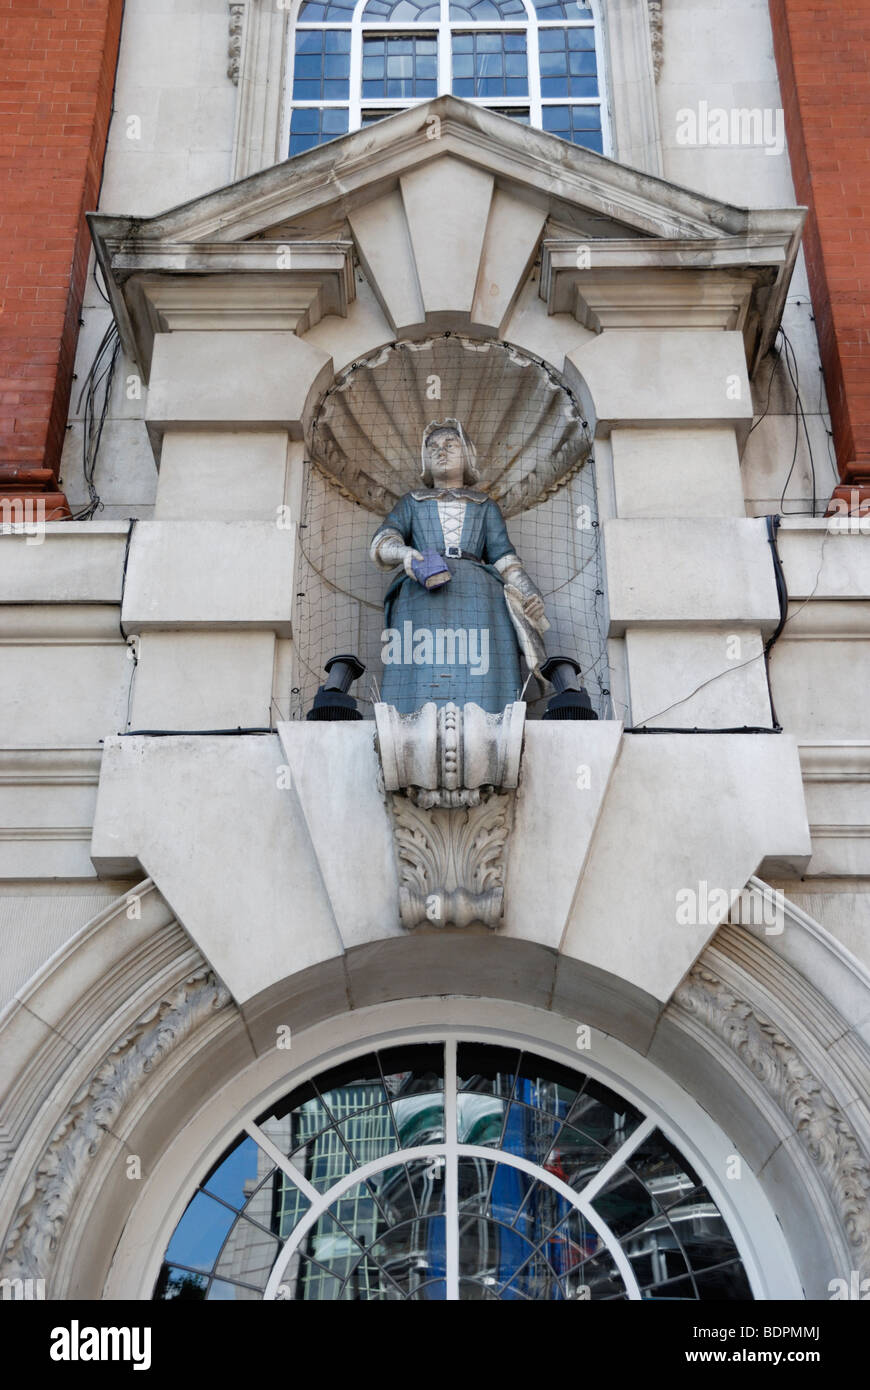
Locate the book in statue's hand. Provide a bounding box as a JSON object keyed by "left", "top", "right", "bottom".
{"left": 412, "top": 549, "right": 452, "bottom": 589}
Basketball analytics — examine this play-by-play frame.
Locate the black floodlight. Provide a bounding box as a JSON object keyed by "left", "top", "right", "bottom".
{"left": 306, "top": 654, "right": 366, "bottom": 721}
{"left": 540, "top": 655, "right": 598, "bottom": 721}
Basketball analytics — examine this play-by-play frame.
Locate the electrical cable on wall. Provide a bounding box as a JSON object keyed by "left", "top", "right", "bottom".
{"left": 69, "top": 321, "right": 120, "bottom": 520}
{"left": 778, "top": 327, "right": 817, "bottom": 517}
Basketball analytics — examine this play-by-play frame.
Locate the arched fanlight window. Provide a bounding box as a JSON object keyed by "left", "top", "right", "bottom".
{"left": 154, "top": 1040, "right": 755, "bottom": 1301}
{"left": 285, "top": 0, "right": 607, "bottom": 157}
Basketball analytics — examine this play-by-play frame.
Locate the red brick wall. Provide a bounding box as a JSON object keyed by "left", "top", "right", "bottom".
{"left": 0, "top": 0, "right": 123, "bottom": 514}
{"left": 769, "top": 0, "right": 870, "bottom": 503}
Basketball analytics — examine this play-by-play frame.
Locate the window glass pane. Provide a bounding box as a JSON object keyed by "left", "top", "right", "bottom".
{"left": 457, "top": 1042, "right": 520, "bottom": 1098}
{"left": 457, "top": 1092, "right": 506, "bottom": 1145}
{"left": 317, "top": 1054, "right": 386, "bottom": 1116}
{"left": 215, "top": 1217, "right": 281, "bottom": 1290}
{"left": 500, "top": 1102, "right": 562, "bottom": 1164}
{"left": 540, "top": 50, "right": 567, "bottom": 75}
{"left": 550, "top": 1209, "right": 604, "bottom": 1274}
{"left": 694, "top": 1261, "right": 753, "bottom": 1300}
{"left": 565, "top": 1249, "right": 626, "bottom": 1299}
{"left": 206, "top": 1278, "right": 261, "bottom": 1301}
{"left": 391, "top": 1092, "right": 445, "bottom": 1145}
{"left": 545, "top": 1122, "right": 610, "bottom": 1192}
{"left": 289, "top": 108, "right": 321, "bottom": 136}
{"left": 338, "top": 1104, "right": 400, "bottom": 1164}
{"left": 201, "top": 1135, "right": 262, "bottom": 1211}
{"left": 592, "top": 1166, "right": 657, "bottom": 1238}
{"left": 500, "top": 1244, "right": 564, "bottom": 1299}
{"left": 366, "top": 1216, "right": 448, "bottom": 1294}
{"left": 449, "top": 0, "right": 526, "bottom": 13}
{"left": 513, "top": 1052, "right": 585, "bottom": 1119}
{"left": 452, "top": 31, "right": 528, "bottom": 97}
{"left": 542, "top": 103, "right": 602, "bottom": 150}
{"left": 323, "top": 107, "right": 350, "bottom": 132}
{"left": 531, "top": 0, "right": 593, "bottom": 14}
{"left": 154, "top": 1265, "right": 208, "bottom": 1300}
{"left": 363, "top": 33, "right": 441, "bottom": 98}
{"left": 156, "top": 1046, "right": 752, "bottom": 1301}
{"left": 307, "top": 1130, "right": 359, "bottom": 1192}
{"left": 569, "top": 51, "right": 596, "bottom": 75}
{"left": 165, "top": 1192, "right": 235, "bottom": 1273}
{"left": 296, "top": 30, "right": 323, "bottom": 53}
{"left": 293, "top": 29, "right": 350, "bottom": 99}
{"left": 486, "top": 106, "right": 531, "bottom": 123}
{"left": 567, "top": 1078, "right": 643, "bottom": 1150}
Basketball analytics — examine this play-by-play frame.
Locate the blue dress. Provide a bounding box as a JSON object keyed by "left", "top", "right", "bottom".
{"left": 372, "top": 489, "right": 523, "bottom": 714}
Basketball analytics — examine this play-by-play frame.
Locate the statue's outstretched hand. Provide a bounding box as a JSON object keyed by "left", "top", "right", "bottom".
{"left": 522, "top": 593, "right": 546, "bottom": 625}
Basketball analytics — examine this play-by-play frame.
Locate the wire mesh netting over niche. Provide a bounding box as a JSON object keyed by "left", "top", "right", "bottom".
{"left": 290, "top": 335, "right": 611, "bottom": 721}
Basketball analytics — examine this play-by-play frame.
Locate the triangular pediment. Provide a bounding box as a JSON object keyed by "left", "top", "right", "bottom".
{"left": 89, "top": 96, "right": 804, "bottom": 377}
{"left": 92, "top": 96, "right": 800, "bottom": 246}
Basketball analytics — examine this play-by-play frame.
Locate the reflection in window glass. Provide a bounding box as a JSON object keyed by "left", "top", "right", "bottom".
{"left": 364, "top": 0, "right": 441, "bottom": 17}
{"left": 449, "top": 0, "right": 526, "bottom": 17}
{"left": 452, "top": 32, "right": 528, "bottom": 99}
{"left": 362, "top": 35, "right": 438, "bottom": 100}
{"left": 530, "top": 0, "right": 592, "bottom": 15}
{"left": 292, "top": 29, "right": 351, "bottom": 101}
{"left": 156, "top": 1043, "right": 753, "bottom": 1301}
{"left": 288, "top": 0, "right": 604, "bottom": 154}
{"left": 289, "top": 107, "right": 349, "bottom": 155}
{"left": 541, "top": 102, "right": 602, "bottom": 152}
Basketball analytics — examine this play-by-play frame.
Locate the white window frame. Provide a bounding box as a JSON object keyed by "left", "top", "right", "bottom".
{"left": 149, "top": 1025, "right": 781, "bottom": 1302}
{"left": 281, "top": 0, "right": 610, "bottom": 155}
{"left": 257, "top": 1036, "right": 654, "bottom": 1299}
{"left": 228, "top": 0, "right": 663, "bottom": 180}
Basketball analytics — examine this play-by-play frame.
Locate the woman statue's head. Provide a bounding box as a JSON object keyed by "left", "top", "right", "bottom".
{"left": 421, "top": 419, "right": 480, "bottom": 488}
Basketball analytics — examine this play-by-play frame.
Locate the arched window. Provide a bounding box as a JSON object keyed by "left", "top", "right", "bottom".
{"left": 154, "top": 1040, "right": 755, "bottom": 1300}
{"left": 285, "top": 0, "right": 607, "bottom": 157}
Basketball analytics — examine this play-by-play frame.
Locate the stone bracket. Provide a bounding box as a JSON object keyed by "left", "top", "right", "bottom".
{"left": 375, "top": 701, "right": 525, "bottom": 929}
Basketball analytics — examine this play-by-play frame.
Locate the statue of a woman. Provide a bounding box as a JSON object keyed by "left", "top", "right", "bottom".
{"left": 370, "top": 420, "right": 548, "bottom": 714}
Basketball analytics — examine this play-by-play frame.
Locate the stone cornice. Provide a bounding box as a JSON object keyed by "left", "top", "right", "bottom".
{"left": 92, "top": 240, "right": 355, "bottom": 376}
{"left": 799, "top": 743, "right": 870, "bottom": 783}
{"left": 541, "top": 233, "right": 801, "bottom": 372}
{"left": 0, "top": 747, "right": 102, "bottom": 785}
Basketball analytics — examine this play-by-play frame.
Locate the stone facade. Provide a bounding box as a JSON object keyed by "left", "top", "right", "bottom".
{"left": 0, "top": 0, "right": 868, "bottom": 1303}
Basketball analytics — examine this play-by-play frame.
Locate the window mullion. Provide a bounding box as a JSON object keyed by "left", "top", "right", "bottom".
{"left": 528, "top": 15, "right": 541, "bottom": 127}
{"left": 439, "top": 0, "right": 451, "bottom": 95}
{"left": 444, "top": 1037, "right": 459, "bottom": 1301}
{"left": 350, "top": 18, "right": 363, "bottom": 128}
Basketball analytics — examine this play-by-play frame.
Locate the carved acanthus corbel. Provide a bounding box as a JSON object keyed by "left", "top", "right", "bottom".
{"left": 375, "top": 701, "right": 525, "bottom": 929}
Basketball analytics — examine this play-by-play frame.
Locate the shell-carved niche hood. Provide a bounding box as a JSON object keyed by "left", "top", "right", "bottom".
{"left": 307, "top": 335, "right": 592, "bottom": 519}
